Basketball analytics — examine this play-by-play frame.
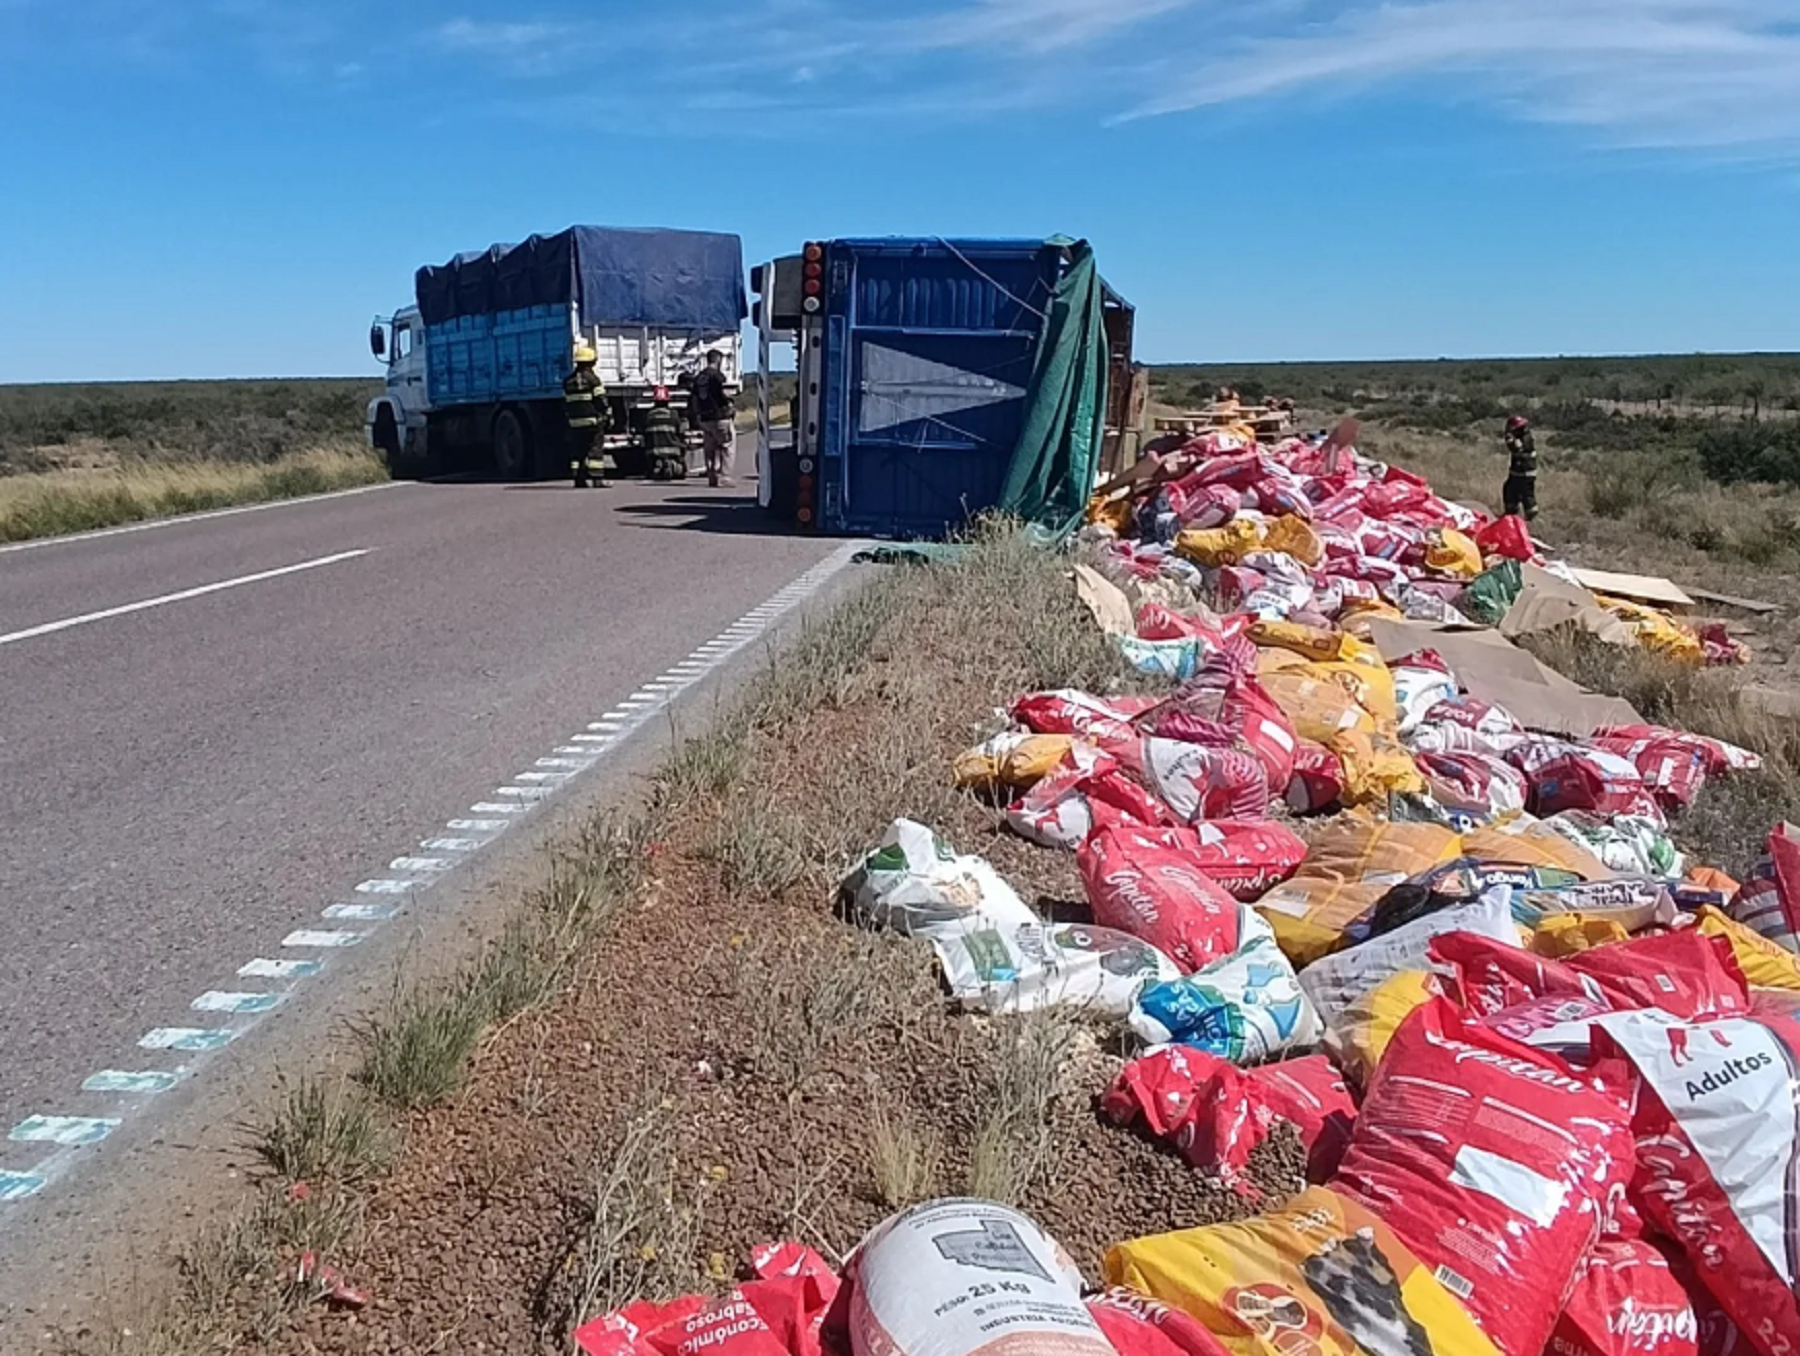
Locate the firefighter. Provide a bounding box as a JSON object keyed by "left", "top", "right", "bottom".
{"left": 564, "top": 346, "right": 610, "bottom": 488}
{"left": 1503, "top": 414, "right": 1537, "bottom": 520}
{"left": 643, "top": 385, "right": 687, "bottom": 481}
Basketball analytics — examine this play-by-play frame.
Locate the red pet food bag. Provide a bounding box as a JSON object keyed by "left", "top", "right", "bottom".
{"left": 1081, "top": 828, "right": 1251, "bottom": 973}
{"left": 1593, "top": 1007, "right": 1800, "bottom": 1356}
{"left": 1433, "top": 930, "right": 1751, "bottom": 1023}
{"left": 1103, "top": 1047, "right": 1357, "bottom": 1192}
{"left": 1552, "top": 1233, "right": 1752, "bottom": 1356}
{"left": 1331, "top": 999, "right": 1635, "bottom": 1356}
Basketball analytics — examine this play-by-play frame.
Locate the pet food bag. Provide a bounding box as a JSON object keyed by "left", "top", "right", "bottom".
{"left": 1104, "top": 1185, "right": 1506, "bottom": 1356}
{"left": 1593, "top": 1007, "right": 1800, "bottom": 1356}
{"left": 1081, "top": 827, "right": 1256, "bottom": 973}
{"left": 1333, "top": 1001, "right": 1636, "bottom": 1356}
{"left": 934, "top": 919, "right": 1180, "bottom": 1018}
{"left": 1166, "top": 820, "right": 1309, "bottom": 901}
{"left": 1551, "top": 1235, "right": 1738, "bottom": 1356}
{"left": 1005, "top": 748, "right": 1172, "bottom": 850}
{"left": 1130, "top": 923, "right": 1323, "bottom": 1065}
{"left": 1255, "top": 819, "right": 1465, "bottom": 967}
{"left": 1085, "top": 1288, "right": 1233, "bottom": 1356}
{"left": 1731, "top": 823, "right": 1800, "bottom": 955}
{"left": 844, "top": 820, "right": 1037, "bottom": 938}
{"left": 1690, "top": 907, "right": 1800, "bottom": 993}
{"left": 575, "top": 1243, "right": 839, "bottom": 1356}
{"left": 1103, "top": 1048, "right": 1357, "bottom": 1191}
{"left": 953, "top": 732, "right": 1077, "bottom": 790}
{"left": 1433, "top": 930, "right": 1751, "bottom": 1023}
{"left": 1461, "top": 819, "right": 1615, "bottom": 881}
{"left": 1323, "top": 969, "right": 1439, "bottom": 1088}
{"left": 846, "top": 1200, "right": 1113, "bottom": 1356}
{"left": 1287, "top": 738, "right": 1348, "bottom": 814}
{"left": 1298, "top": 887, "right": 1519, "bottom": 1031}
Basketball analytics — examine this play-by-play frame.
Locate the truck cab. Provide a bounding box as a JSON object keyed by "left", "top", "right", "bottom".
{"left": 366, "top": 307, "right": 430, "bottom": 473}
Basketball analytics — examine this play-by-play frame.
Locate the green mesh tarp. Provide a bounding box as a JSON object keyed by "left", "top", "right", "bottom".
{"left": 998, "top": 240, "right": 1107, "bottom": 533}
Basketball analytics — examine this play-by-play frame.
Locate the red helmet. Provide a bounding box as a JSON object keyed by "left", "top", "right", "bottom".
{"left": 653, "top": 386, "right": 669, "bottom": 402}
{"left": 1507, "top": 415, "right": 1530, "bottom": 432}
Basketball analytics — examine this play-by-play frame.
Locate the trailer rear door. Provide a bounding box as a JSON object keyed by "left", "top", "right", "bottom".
{"left": 818, "top": 240, "right": 1060, "bottom": 537}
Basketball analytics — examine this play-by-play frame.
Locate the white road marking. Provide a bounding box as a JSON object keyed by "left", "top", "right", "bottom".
{"left": 140, "top": 1028, "right": 235, "bottom": 1052}
{"left": 323, "top": 903, "right": 397, "bottom": 921}
{"left": 82, "top": 1071, "right": 179, "bottom": 1094}
{"left": 449, "top": 817, "right": 512, "bottom": 829}
{"left": 0, "top": 479, "right": 403, "bottom": 556}
{"left": 497, "top": 786, "right": 551, "bottom": 800}
{"left": 239, "top": 958, "right": 322, "bottom": 979}
{"left": 536, "top": 757, "right": 587, "bottom": 769}
{"left": 389, "top": 856, "right": 451, "bottom": 872}
{"left": 515, "top": 771, "right": 569, "bottom": 783}
{"left": 0, "top": 1172, "right": 45, "bottom": 1201}
{"left": 469, "top": 803, "right": 528, "bottom": 815}
{"left": 355, "top": 879, "right": 415, "bottom": 895}
{"left": 192, "top": 991, "right": 281, "bottom": 1014}
{"left": 0, "top": 550, "right": 372, "bottom": 648}
{"left": 283, "top": 929, "right": 364, "bottom": 948}
{"left": 10, "top": 1116, "right": 120, "bottom": 1147}
{"left": 422, "top": 837, "right": 485, "bottom": 852}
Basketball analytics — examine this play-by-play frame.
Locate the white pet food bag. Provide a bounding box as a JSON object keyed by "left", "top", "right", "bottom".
{"left": 847, "top": 1199, "right": 1117, "bottom": 1356}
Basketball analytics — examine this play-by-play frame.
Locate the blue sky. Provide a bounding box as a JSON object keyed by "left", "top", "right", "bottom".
{"left": 2, "top": 0, "right": 1798, "bottom": 381}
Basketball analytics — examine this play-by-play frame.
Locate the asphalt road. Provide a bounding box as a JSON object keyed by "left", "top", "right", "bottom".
{"left": 0, "top": 459, "right": 841, "bottom": 1219}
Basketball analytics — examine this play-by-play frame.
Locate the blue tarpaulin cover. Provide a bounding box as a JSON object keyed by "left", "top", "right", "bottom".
{"left": 415, "top": 226, "right": 747, "bottom": 331}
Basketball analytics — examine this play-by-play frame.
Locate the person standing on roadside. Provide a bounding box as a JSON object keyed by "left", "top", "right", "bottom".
{"left": 1503, "top": 414, "right": 1537, "bottom": 520}
{"left": 690, "top": 349, "right": 735, "bottom": 488}
{"left": 564, "top": 346, "right": 610, "bottom": 488}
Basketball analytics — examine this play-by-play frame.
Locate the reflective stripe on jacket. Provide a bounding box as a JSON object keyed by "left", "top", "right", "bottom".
{"left": 564, "top": 368, "right": 607, "bottom": 430}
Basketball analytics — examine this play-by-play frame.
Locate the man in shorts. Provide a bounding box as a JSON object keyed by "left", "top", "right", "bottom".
{"left": 690, "top": 349, "right": 735, "bottom": 488}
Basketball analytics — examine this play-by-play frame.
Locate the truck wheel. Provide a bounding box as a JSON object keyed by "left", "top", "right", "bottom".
{"left": 492, "top": 408, "right": 530, "bottom": 481}
{"left": 373, "top": 408, "right": 404, "bottom": 474}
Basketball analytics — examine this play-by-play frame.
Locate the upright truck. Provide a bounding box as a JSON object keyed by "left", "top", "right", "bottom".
{"left": 367, "top": 226, "right": 746, "bottom": 479}
{"left": 751, "top": 237, "right": 1136, "bottom": 538}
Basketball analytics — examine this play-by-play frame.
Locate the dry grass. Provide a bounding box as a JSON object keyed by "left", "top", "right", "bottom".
{"left": 866, "top": 1101, "right": 945, "bottom": 1211}
{"left": 967, "top": 1013, "right": 1081, "bottom": 1206}
{"left": 250, "top": 1077, "right": 393, "bottom": 1188}
{"left": 0, "top": 443, "right": 387, "bottom": 543}
{"left": 561, "top": 1097, "right": 708, "bottom": 1337}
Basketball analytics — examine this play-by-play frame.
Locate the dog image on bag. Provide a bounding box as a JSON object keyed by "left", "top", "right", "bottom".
{"left": 1302, "top": 1229, "right": 1440, "bottom": 1356}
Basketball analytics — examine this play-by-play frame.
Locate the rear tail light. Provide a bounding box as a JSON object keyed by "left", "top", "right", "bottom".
{"left": 803, "top": 242, "right": 824, "bottom": 263}
{"left": 797, "top": 470, "right": 816, "bottom": 529}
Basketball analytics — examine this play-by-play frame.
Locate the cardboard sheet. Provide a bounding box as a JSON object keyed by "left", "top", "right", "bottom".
{"left": 1362, "top": 616, "right": 1641, "bottom": 738}
{"left": 1568, "top": 567, "right": 1695, "bottom": 611}
{"left": 1073, "top": 564, "right": 1136, "bottom": 638}
{"left": 1500, "top": 564, "right": 1636, "bottom": 647}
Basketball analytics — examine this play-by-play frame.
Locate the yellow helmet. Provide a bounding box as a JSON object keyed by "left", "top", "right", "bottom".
{"left": 573, "top": 344, "right": 597, "bottom": 365}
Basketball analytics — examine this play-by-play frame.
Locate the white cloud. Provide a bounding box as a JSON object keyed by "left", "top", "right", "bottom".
{"left": 916, "top": 0, "right": 1199, "bottom": 54}
{"left": 1123, "top": 0, "right": 1800, "bottom": 157}
{"left": 435, "top": 17, "right": 561, "bottom": 54}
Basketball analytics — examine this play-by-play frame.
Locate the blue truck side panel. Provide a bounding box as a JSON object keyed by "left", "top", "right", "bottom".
{"left": 816, "top": 239, "right": 1062, "bottom": 538}
{"left": 424, "top": 304, "right": 572, "bottom": 408}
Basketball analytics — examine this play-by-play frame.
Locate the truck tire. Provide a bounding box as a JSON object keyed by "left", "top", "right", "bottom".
{"left": 492, "top": 407, "right": 531, "bottom": 481}
{"left": 373, "top": 407, "right": 404, "bottom": 473}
